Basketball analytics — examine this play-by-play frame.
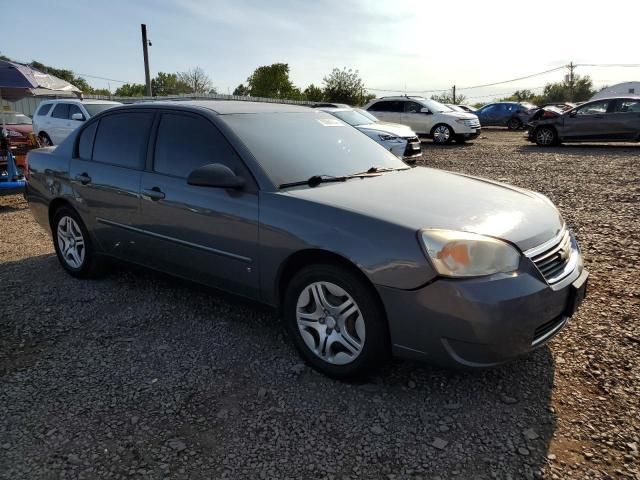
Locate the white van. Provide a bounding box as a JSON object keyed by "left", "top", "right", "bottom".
{"left": 33, "top": 99, "right": 121, "bottom": 145}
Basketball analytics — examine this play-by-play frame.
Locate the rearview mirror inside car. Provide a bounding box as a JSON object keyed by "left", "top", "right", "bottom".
{"left": 71, "top": 113, "right": 85, "bottom": 121}
{"left": 187, "top": 163, "right": 245, "bottom": 189}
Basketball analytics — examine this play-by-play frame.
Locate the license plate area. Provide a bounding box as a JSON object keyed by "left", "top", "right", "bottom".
{"left": 564, "top": 271, "right": 588, "bottom": 317}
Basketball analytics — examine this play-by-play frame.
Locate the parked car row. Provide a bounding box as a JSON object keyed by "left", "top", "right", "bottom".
{"left": 25, "top": 100, "right": 589, "bottom": 378}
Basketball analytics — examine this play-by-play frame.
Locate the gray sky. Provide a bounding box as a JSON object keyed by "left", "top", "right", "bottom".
{"left": 2, "top": 0, "right": 638, "bottom": 100}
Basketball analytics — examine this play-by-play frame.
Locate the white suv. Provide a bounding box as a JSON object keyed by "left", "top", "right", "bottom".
{"left": 33, "top": 99, "right": 121, "bottom": 146}
{"left": 364, "top": 96, "right": 481, "bottom": 144}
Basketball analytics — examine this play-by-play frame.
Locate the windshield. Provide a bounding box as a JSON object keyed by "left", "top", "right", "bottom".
{"left": 422, "top": 99, "right": 452, "bottom": 113}
{"left": 329, "top": 110, "right": 374, "bottom": 127}
{"left": 0, "top": 113, "right": 32, "bottom": 125}
{"left": 355, "top": 109, "right": 379, "bottom": 122}
{"left": 84, "top": 103, "right": 119, "bottom": 117}
{"left": 221, "top": 112, "right": 407, "bottom": 188}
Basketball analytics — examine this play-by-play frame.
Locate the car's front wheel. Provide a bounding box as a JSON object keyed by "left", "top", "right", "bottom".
{"left": 534, "top": 126, "right": 557, "bottom": 146}
{"left": 283, "top": 264, "right": 389, "bottom": 379}
{"left": 431, "top": 124, "right": 453, "bottom": 144}
{"left": 52, "top": 206, "right": 104, "bottom": 278}
{"left": 39, "top": 132, "right": 53, "bottom": 147}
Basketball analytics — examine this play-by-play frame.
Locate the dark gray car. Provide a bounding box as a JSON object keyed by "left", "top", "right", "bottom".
{"left": 25, "top": 101, "right": 588, "bottom": 378}
{"left": 527, "top": 97, "right": 640, "bottom": 146}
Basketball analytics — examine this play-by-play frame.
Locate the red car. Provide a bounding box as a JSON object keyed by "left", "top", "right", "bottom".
{"left": 1, "top": 111, "right": 38, "bottom": 169}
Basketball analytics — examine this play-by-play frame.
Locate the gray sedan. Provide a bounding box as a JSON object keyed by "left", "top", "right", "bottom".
{"left": 25, "top": 101, "right": 588, "bottom": 378}
{"left": 527, "top": 97, "right": 640, "bottom": 146}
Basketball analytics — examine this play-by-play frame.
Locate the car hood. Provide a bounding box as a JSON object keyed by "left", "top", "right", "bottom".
{"left": 439, "top": 111, "right": 477, "bottom": 120}
{"left": 358, "top": 122, "right": 416, "bottom": 137}
{"left": 285, "top": 167, "right": 563, "bottom": 251}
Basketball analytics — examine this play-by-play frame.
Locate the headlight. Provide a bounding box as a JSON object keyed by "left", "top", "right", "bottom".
{"left": 455, "top": 119, "right": 469, "bottom": 124}
{"left": 379, "top": 134, "right": 403, "bottom": 142}
{"left": 2, "top": 129, "right": 23, "bottom": 138}
{"left": 419, "top": 229, "right": 520, "bottom": 277}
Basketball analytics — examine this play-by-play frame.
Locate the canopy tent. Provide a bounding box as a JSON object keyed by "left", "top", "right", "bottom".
{"left": 0, "top": 59, "right": 82, "bottom": 103}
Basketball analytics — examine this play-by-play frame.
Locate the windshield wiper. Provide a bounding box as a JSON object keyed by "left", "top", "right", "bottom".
{"left": 350, "top": 166, "right": 411, "bottom": 175}
{"left": 279, "top": 173, "right": 382, "bottom": 189}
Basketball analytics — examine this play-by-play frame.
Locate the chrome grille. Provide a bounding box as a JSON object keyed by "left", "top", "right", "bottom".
{"left": 527, "top": 228, "right": 572, "bottom": 283}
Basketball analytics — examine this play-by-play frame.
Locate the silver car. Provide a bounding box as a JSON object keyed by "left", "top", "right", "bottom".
{"left": 320, "top": 107, "right": 421, "bottom": 162}
{"left": 26, "top": 101, "right": 588, "bottom": 378}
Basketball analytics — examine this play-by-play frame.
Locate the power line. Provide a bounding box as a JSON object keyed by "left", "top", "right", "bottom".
{"left": 457, "top": 66, "right": 566, "bottom": 91}
{"left": 75, "top": 73, "right": 131, "bottom": 84}
{"left": 576, "top": 63, "right": 640, "bottom": 68}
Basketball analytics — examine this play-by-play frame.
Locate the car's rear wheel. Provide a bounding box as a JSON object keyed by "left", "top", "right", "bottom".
{"left": 283, "top": 264, "right": 389, "bottom": 379}
{"left": 507, "top": 118, "right": 522, "bottom": 130}
{"left": 52, "top": 206, "right": 104, "bottom": 278}
{"left": 534, "top": 126, "right": 557, "bottom": 147}
{"left": 39, "top": 132, "right": 53, "bottom": 147}
{"left": 431, "top": 124, "right": 453, "bottom": 144}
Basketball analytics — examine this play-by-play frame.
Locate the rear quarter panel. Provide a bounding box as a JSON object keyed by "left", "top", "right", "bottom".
{"left": 26, "top": 133, "right": 76, "bottom": 232}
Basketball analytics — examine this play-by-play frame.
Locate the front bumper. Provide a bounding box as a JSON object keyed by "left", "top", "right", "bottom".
{"left": 458, "top": 129, "right": 481, "bottom": 140}
{"left": 377, "top": 258, "right": 587, "bottom": 368}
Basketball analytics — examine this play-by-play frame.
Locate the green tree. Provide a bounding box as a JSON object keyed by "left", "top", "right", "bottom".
{"left": 322, "top": 68, "right": 367, "bottom": 105}
{"left": 151, "top": 72, "right": 191, "bottom": 96}
{"left": 430, "top": 92, "right": 468, "bottom": 104}
{"left": 303, "top": 84, "right": 324, "bottom": 101}
{"left": 233, "top": 84, "right": 250, "bottom": 96}
{"left": 114, "top": 83, "right": 146, "bottom": 97}
{"left": 178, "top": 67, "right": 213, "bottom": 94}
{"left": 246, "top": 63, "right": 296, "bottom": 99}
{"left": 92, "top": 88, "right": 111, "bottom": 96}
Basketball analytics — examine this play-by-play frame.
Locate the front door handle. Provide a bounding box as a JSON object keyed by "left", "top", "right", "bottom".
{"left": 144, "top": 187, "right": 165, "bottom": 201}
{"left": 74, "top": 173, "right": 92, "bottom": 185}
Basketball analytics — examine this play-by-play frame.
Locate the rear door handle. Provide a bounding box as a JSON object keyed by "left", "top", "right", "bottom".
{"left": 74, "top": 173, "right": 92, "bottom": 185}
{"left": 143, "top": 187, "right": 165, "bottom": 201}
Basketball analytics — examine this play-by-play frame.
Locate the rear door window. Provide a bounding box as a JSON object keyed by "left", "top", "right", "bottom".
{"left": 51, "top": 103, "right": 70, "bottom": 119}
{"left": 77, "top": 122, "right": 98, "bottom": 160}
{"left": 153, "top": 113, "right": 243, "bottom": 178}
{"left": 92, "top": 112, "right": 154, "bottom": 169}
{"left": 36, "top": 103, "right": 52, "bottom": 116}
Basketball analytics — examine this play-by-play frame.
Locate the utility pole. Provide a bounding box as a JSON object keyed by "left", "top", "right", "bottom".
{"left": 141, "top": 24, "right": 152, "bottom": 97}
{"left": 567, "top": 61, "right": 575, "bottom": 101}
{"left": 452, "top": 85, "right": 456, "bottom": 104}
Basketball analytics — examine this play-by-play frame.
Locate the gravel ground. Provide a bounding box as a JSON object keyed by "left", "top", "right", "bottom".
{"left": 1, "top": 129, "right": 638, "bottom": 480}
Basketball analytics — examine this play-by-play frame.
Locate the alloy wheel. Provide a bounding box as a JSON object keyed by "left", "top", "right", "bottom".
{"left": 433, "top": 125, "right": 451, "bottom": 144}
{"left": 56, "top": 216, "right": 86, "bottom": 269}
{"left": 296, "top": 281, "right": 365, "bottom": 365}
{"left": 536, "top": 128, "right": 555, "bottom": 146}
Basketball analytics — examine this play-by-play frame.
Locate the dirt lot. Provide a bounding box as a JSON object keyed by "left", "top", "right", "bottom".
{"left": 1, "top": 129, "right": 638, "bottom": 480}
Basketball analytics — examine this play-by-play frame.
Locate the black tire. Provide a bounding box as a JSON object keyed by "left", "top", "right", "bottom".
{"left": 39, "top": 132, "right": 53, "bottom": 146}
{"left": 431, "top": 124, "right": 454, "bottom": 145}
{"left": 283, "top": 263, "right": 389, "bottom": 379}
{"left": 507, "top": 118, "right": 522, "bottom": 130}
{"left": 534, "top": 126, "right": 557, "bottom": 147}
{"left": 52, "top": 206, "right": 105, "bottom": 278}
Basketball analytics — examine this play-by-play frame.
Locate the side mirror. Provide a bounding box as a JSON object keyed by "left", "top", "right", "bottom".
{"left": 187, "top": 163, "right": 245, "bottom": 189}
{"left": 71, "top": 112, "right": 85, "bottom": 121}
{"left": 569, "top": 110, "right": 577, "bottom": 117}
{"left": 420, "top": 107, "right": 432, "bottom": 114}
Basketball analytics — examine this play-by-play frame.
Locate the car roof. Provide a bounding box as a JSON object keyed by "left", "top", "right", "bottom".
{"left": 40, "top": 99, "right": 121, "bottom": 105}
{"left": 120, "top": 100, "right": 312, "bottom": 115}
